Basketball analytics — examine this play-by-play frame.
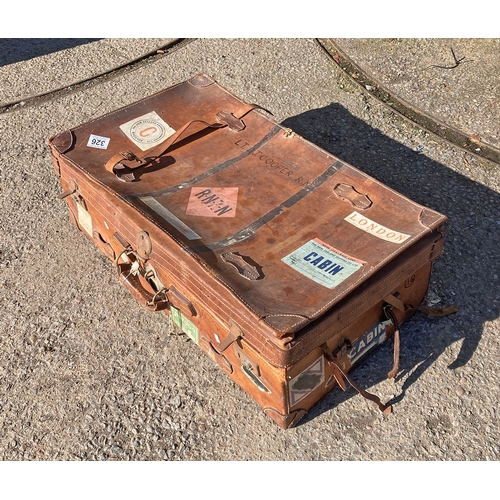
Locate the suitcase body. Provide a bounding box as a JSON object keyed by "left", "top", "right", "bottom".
{"left": 48, "top": 73, "right": 447, "bottom": 428}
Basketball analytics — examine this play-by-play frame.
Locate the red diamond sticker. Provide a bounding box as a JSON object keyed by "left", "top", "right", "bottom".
{"left": 186, "top": 187, "right": 238, "bottom": 218}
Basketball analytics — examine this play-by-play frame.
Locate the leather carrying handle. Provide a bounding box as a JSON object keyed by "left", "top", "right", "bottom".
{"left": 117, "top": 262, "right": 169, "bottom": 312}
{"left": 105, "top": 103, "right": 270, "bottom": 181}
{"left": 105, "top": 119, "right": 223, "bottom": 181}
{"left": 114, "top": 233, "right": 170, "bottom": 312}
{"left": 168, "top": 285, "right": 197, "bottom": 317}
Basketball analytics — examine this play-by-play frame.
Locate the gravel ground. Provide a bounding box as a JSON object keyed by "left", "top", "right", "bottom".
{"left": 0, "top": 38, "right": 499, "bottom": 469}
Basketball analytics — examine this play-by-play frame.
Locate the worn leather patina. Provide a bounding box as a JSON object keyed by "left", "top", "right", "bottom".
{"left": 49, "top": 73, "right": 448, "bottom": 428}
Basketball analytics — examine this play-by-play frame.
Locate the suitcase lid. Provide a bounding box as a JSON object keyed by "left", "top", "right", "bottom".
{"left": 49, "top": 73, "right": 447, "bottom": 335}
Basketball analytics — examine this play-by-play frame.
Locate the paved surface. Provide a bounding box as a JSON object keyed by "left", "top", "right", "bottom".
{"left": 0, "top": 38, "right": 499, "bottom": 468}
{"left": 0, "top": 38, "right": 177, "bottom": 106}
{"left": 324, "top": 38, "right": 500, "bottom": 164}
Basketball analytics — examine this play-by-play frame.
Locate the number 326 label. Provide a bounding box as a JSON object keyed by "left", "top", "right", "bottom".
{"left": 87, "top": 134, "right": 110, "bottom": 149}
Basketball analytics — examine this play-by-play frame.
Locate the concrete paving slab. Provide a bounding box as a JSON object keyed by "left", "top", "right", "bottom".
{"left": 0, "top": 38, "right": 178, "bottom": 106}
{"left": 0, "top": 38, "right": 499, "bottom": 467}
{"left": 324, "top": 38, "right": 500, "bottom": 162}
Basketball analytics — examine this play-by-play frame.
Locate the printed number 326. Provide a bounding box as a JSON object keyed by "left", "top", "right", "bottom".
{"left": 87, "top": 134, "right": 109, "bottom": 149}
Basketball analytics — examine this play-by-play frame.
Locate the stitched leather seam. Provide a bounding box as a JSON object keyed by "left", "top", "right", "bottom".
{"left": 58, "top": 166, "right": 439, "bottom": 366}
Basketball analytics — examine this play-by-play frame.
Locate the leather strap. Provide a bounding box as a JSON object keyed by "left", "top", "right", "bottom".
{"left": 384, "top": 305, "right": 400, "bottom": 379}
{"left": 117, "top": 262, "right": 169, "bottom": 311}
{"left": 418, "top": 305, "right": 459, "bottom": 317}
{"left": 105, "top": 103, "right": 268, "bottom": 181}
{"left": 217, "top": 321, "right": 244, "bottom": 352}
{"left": 384, "top": 293, "right": 406, "bottom": 312}
{"left": 138, "top": 119, "right": 225, "bottom": 164}
{"left": 322, "top": 345, "right": 392, "bottom": 413}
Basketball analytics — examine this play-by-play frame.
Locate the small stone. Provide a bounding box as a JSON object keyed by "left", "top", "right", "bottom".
{"left": 456, "top": 386, "right": 466, "bottom": 397}
{"left": 110, "top": 445, "right": 123, "bottom": 455}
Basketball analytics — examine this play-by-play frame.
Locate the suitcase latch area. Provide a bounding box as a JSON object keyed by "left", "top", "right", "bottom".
{"left": 221, "top": 252, "right": 261, "bottom": 280}
{"left": 233, "top": 341, "right": 260, "bottom": 377}
{"left": 331, "top": 337, "right": 353, "bottom": 360}
{"left": 216, "top": 110, "right": 246, "bottom": 131}
{"left": 233, "top": 341, "right": 271, "bottom": 394}
{"left": 334, "top": 183, "right": 372, "bottom": 209}
{"left": 200, "top": 337, "right": 233, "bottom": 375}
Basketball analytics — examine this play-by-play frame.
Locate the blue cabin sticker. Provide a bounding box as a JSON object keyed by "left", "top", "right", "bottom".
{"left": 347, "top": 321, "right": 388, "bottom": 365}
{"left": 282, "top": 238, "right": 365, "bottom": 289}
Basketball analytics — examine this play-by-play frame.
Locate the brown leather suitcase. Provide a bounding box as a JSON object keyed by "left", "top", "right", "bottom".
{"left": 48, "top": 73, "right": 448, "bottom": 428}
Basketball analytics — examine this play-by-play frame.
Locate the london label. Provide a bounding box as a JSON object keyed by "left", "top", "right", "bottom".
{"left": 282, "top": 238, "right": 364, "bottom": 289}
{"left": 344, "top": 211, "right": 411, "bottom": 244}
{"left": 119, "top": 111, "right": 175, "bottom": 151}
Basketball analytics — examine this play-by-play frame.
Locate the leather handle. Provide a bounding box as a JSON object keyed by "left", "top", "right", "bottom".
{"left": 152, "top": 103, "right": 269, "bottom": 159}
{"left": 167, "top": 285, "right": 197, "bottom": 317}
{"left": 117, "top": 262, "right": 169, "bottom": 312}
{"left": 105, "top": 119, "right": 223, "bottom": 181}
{"left": 105, "top": 103, "right": 270, "bottom": 181}
{"left": 142, "top": 119, "right": 223, "bottom": 162}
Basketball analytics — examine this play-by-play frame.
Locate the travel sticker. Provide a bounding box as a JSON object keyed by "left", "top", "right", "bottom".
{"left": 347, "top": 321, "right": 388, "bottom": 365}
{"left": 76, "top": 203, "right": 92, "bottom": 236}
{"left": 170, "top": 306, "right": 199, "bottom": 344}
{"left": 282, "top": 238, "right": 365, "bottom": 289}
{"left": 344, "top": 211, "right": 411, "bottom": 244}
{"left": 119, "top": 111, "right": 175, "bottom": 151}
{"left": 289, "top": 357, "right": 324, "bottom": 406}
{"left": 186, "top": 187, "right": 238, "bottom": 218}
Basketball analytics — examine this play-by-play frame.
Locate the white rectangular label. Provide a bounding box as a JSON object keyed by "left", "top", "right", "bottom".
{"left": 344, "top": 211, "right": 411, "bottom": 244}
{"left": 120, "top": 111, "right": 175, "bottom": 151}
{"left": 87, "top": 134, "right": 110, "bottom": 149}
{"left": 282, "top": 238, "right": 364, "bottom": 289}
{"left": 77, "top": 203, "right": 93, "bottom": 236}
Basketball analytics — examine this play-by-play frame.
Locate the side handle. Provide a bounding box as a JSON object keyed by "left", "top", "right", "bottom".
{"left": 117, "top": 262, "right": 169, "bottom": 312}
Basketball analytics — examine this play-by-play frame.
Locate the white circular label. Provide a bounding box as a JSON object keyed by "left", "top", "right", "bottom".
{"left": 130, "top": 119, "right": 167, "bottom": 145}
{"left": 120, "top": 111, "right": 176, "bottom": 151}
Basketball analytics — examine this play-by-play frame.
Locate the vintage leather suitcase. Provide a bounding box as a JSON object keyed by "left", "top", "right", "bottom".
{"left": 48, "top": 73, "right": 448, "bottom": 428}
